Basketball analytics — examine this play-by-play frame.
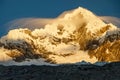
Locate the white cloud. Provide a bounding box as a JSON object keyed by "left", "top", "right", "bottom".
{"left": 99, "top": 16, "right": 120, "bottom": 27}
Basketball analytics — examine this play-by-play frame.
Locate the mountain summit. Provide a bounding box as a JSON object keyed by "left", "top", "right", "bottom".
{"left": 0, "top": 7, "right": 119, "bottom": 65}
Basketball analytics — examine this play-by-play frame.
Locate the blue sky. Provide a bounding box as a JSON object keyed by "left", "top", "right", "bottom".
{"left": 0, "top": 0, "right": 120, "bottom": 36}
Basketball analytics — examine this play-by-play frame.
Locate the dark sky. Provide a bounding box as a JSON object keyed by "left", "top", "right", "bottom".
{"left": 0, "top": 0, "right": 120, "bottom": 37}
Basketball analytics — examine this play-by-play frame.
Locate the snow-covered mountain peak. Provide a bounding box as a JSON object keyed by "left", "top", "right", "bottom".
{"left": 0, "top": 7, "right": 119, "bottom": 65}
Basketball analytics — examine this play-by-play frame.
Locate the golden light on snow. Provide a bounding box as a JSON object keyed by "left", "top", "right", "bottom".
{"left": 0, "top": 7, "right": 120, "bottom": 66}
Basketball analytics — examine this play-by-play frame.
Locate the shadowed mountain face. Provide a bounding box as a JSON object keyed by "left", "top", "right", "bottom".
{"left": 0, "top": 7, "right": 120, "bottom": 65}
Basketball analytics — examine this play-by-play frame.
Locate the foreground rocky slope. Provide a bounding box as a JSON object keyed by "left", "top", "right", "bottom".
{"left": 0, "top": 62, "right": 120, "bottom": 80}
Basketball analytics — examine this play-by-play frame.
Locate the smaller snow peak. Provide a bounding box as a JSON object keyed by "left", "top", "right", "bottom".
{"left": 107, "top": 29, "right": 120, "bottom": 35}
{"left": 94, "top": 24, "right": 114, "bottom": 36}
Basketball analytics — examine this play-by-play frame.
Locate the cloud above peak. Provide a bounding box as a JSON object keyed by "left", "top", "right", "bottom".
{"left": 99, "top": 16, "right": 120, "bottom": 27}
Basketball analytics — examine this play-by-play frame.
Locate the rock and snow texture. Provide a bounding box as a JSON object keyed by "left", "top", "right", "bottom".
{"left": 0, "top": 7, "right": 119, "bottom": 65}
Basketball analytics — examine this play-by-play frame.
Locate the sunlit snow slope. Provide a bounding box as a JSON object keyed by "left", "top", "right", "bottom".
{"left": 0, "top": 7, "right": 120, "bottom": 65}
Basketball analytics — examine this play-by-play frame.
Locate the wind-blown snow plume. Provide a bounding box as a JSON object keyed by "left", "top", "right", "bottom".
{"left": 0, "top": 7, "right": 120, "bottom": 66}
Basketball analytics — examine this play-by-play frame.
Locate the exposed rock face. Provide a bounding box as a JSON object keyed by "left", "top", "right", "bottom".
{"left": 87, "top": 29, "right": 120, "bottom": 62}
{"left": 0, "top": 7, "right": 119, "bottom": 65}
{"left": 0, "top": 41, "right": 40, "bottom": 62}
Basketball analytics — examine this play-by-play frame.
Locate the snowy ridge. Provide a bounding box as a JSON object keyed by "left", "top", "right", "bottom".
{"left": 0, "top": 7, "right": 119, "bottom": 65}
